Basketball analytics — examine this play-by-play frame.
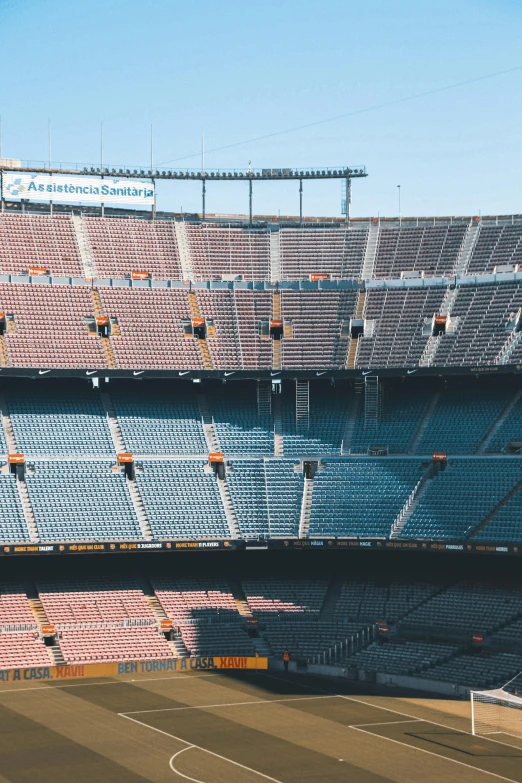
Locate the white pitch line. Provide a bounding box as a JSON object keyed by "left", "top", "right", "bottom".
{"left": 350, "top": 726, "right": 520, "bottom": 783}
{"left": 0, "top": 672, "right": 218, "bottom": 695}
{"left": 351, "top": 719, "right": 424, "bottom": 728}
{"left": 170, "top": 747, "right": 203, "bottom": 783}
{"left": 120, "top": 712, "right": 284, "bottom": 783}
{"left": 258, "top": 673, "right": 522, "bottom": 754}
{"left": 123, "top": 693, "right": 337, "bottom": 715}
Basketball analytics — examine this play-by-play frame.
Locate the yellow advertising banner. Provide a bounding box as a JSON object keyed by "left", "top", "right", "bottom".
{"left": 0, "top": 656, "right": 268, "bottom": 684}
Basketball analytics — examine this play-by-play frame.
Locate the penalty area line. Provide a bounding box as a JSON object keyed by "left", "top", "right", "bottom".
{"left": 120, "top": 712, "right": 284, "bottom": 783}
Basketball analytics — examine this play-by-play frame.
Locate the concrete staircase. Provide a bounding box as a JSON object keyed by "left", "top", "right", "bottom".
{"left": 341, "top": 393, "right": 361, "bottom": 454}
{"left": 139, "top": 579, "right": 189, "bottom": 657}
{"left": 90, "top": 290, "right": 117, "bottom": 368}
{"left": 273, "top": 393, "right": 284, "bottom": 456}
{"left": 497, "top": 330, "right": 522, "bottom": 365}
{"left": 0, "top": 391, "right": 18, "bottom": 452}
{"left": 455, "top": 221, "right": 480, "bottom": 275}
{"left": 0, "top": 393, "right": 40, "bottom": 542}
{"left": 72, "top": 215, "right": 96, "bottom": 279}
{"left": 319, "top": 575, "right": 344, "bottom": 620}
{"left": 174, "top": 221, "right": 194, "bottom": 280}
{"left": 198, "top": 394, "right": 240, "bottom": 538}
{"left": 477, "top": 388, "right": 522, "bottom": 454}
{"left": 226, "top": 575, "right": 254, "bottom": 618}
{"left": 361, "top": 222, "right": 379, "bottom": 279}
{"left": 188, "top": 292, "right": 213, "bottom": 368}
{"left": 197, "top": 393, "right": 220, "bottom": 451}
{"left": 100, "top": 391, "right": 152, "bottom": 539}
{"left": 0, "top": 335, "right": 9, "bottom": 367}
{"left": 99, "top": 391, "right": 127, "bottom": 453}
{"left": 270, "top": 229, "right": 281, "bottom": 282}
{"left": 410, "top": 392, "right": 440, "bottom": 453}
{"left": 419, "top": 334, "right": 442, "bottom": 367}
{"left": 24, "top": 582, "right": 66, "bottom": 665}
{"left": 257, "top": 381, "right": 272, "bottom": 416}
{"left": 17, "top": 478, "right": 40, "bottom": 543}
{"left": 295, "top": 380, "right": 309, "bottom": 432}
{"left": 391, "top": 466, "right": 436, "bottom": 538}
{"left": 298, "top": 476, "right": 314, "bottom": 538}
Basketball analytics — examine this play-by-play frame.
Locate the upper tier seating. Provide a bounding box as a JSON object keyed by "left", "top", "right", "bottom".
{"left": 227, "top": 460, "right": 269, "bottom": 539}
{"left": 0, "top": 284, "right": 106, "bottom": 368}
{"left": 281, "top": 388, "right": 349, "bottom": 456}
{"left": 232, "top": 290, "right": 272, "bottom": 369}
{"left": 0, "top": 214, "right": 83, "bottom": 277}
{"left": 486, "top": 393, "right": 522, "bottom": 453}
{"left": 0, "top": 583, "right": 37, "bottom": 628}
{"left": 8, "top": 388, "right": 113, "bottom": 456}
{"left": 415, "top": 387, "right": 511, "bottom": 454}
{"left": 97, "top": 288, "right": 203, "bottom": 369}
{"left": 37, "top": 578, "right": 153, "bottom": 626}
{"left": 111, "top": 389, "right": 206, "bottom": 454}
{"left": 373, "top": 224, "right": 467, "bottom": 279}
{"left": 309, "top": 459, "right": 424, "bottom": 537}
{"left": 281, "top": 291, "right": 357, "bottom": 369}
{"left": 467, "top": 224, "right": 522, "bottom": 275}
{"left": 27, "top": 461, "right": 140, "bottom": 541}
{"left": 432, "top": 282, "right": 522, "bottom": 367}
{"left": 264, "top": 459, "right": 304, "bottom": 537}
{"left": 350, "top": 387, "right": 433, "bottom": 454}
{"left": 399, "top": 459, "right": 522, "bottom": 539}
{"left": 84, "top": 217, "right": 182, "bottom": 279}
{"left": 210, "top": 384, "right": 274, "bottom": 456}
{"left": 186, "top": 224, "right": 270, "bottom": 280}
{"left": 0, "top": 474, "right": 30, "bottom": 543}
{"left": 136, "top": 460, "right": 229, "bottom": 539}
{"left": 279, "top": 227, "right": 367, "bottom": 280}
{"left": 195, "top": 290, "right": 242, "bottom": 368}
{"left": 356, "top": 288, "right": 445, "bottom": 368}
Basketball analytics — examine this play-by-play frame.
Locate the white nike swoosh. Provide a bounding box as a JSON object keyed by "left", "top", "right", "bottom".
{"left": 407, "top": 369, "right": 418, "bottom": 375}
{"left": 178, "top": 371, "right": 190, "bottom": 376}
{"left": 133, "top": 371, "right": 144, "bottom": 376}
{"left": 270, "top": 371, "right": 281, "bottom": 376}
{"left": 315, "top": 371, "right": 326, "bottom": 377}
{"left": 362, "top": 371, "right": 373, "bottom": 376}
{"left": 86, "top": 371, "right": 97, "bottom": 376}
{"left": 224, "top": 372, "right": 235, "bottom": 377}
{"left": 38, "top": 370, "right": 51, "bottom": 375}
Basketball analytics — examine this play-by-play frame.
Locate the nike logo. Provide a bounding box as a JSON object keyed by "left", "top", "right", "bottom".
{"left": 270, "top": 371, "right": 281, "bottom": 376}
{"left": 315, "top": 371, "right": 326, "bottom": 377}
{"left": 362, "top": 371, "right": 373, "bottom": 376}
{"left": 224, "top": 372, "right": 235, "bottom": 377}
{"left": 407, "top": 369, "right": 418, "bottom": 375}
{"left": 178, "top": 371, "right": 190, "bottom": 376}
{"left": 38, "top": 370, "right": 51, "bottom": 375}
{"left": 86, "top": 371, "right": 97, "bottom": 376}
{"left": 133, "top": 371, "right": 144, "bottom": 376}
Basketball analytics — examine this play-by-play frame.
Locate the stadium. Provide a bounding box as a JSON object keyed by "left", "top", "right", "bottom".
{"left": 0, "top": 166, "right": 521, "bottom": 779}
{"left": 1, "top": 1, "right": 522, "bottom": 776}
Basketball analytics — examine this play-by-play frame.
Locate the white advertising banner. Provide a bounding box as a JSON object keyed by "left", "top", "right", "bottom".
{"left": 2, "top": 172, "right": 154, "bottom": 205}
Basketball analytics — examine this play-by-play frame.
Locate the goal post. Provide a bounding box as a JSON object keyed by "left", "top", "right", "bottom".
{"left": 471, "top": 688, "right": 522, "bottom": 738}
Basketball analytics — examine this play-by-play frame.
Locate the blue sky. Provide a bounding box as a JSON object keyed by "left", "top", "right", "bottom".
{"left": 0, "top": 0, "right": 520, "bottom": 217}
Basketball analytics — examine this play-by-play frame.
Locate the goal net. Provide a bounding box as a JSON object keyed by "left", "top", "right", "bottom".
{"left": 471, "top": 687, "right": 522, "bottom": 738}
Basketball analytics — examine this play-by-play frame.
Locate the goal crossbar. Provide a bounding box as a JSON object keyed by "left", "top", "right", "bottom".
{"left": 471, "top": 688, "right": 522, "bottom": 737}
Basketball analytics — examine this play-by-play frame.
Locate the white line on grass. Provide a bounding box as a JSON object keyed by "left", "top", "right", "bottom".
{"left": 123, "top": 693, "right": 337, "bottom": 715}
{"left": 0, "top": 672, "right": 218, "bottom": 695}
{"left": 350, "top": 725, "right": 520, "bottom": 783}
{"left": 120, "top": 712, "right": 284, "bottom": 783}
{"left": 351, "top": 719, "right": 424, "bottom": 728}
